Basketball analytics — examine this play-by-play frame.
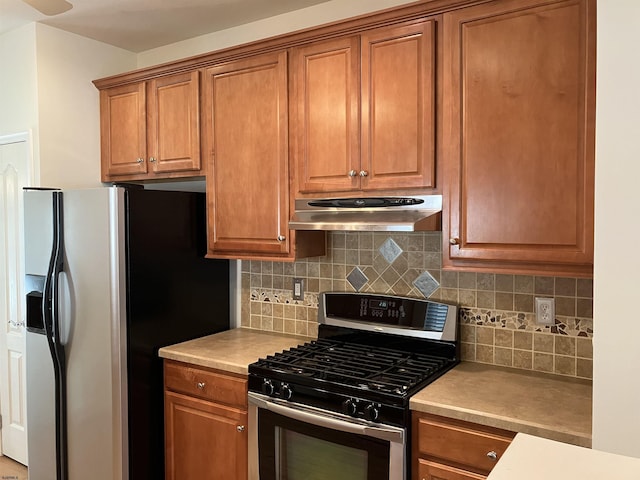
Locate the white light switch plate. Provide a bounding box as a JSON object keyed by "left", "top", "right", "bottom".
{"left": 293, "top": 278, "right": 304, "bottom": 301}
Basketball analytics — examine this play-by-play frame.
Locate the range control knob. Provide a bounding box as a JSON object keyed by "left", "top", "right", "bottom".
{"left": 364, "top": 404, "right": 380, "bottom": 422}
{"left": 261, "top": 379, "right": 275, "bottom": 396}
{"left": 341, "top": 399, "right": 358, "bottom": 416}
{"left": 279, "top": 384, "right": 293, "bottom": 400}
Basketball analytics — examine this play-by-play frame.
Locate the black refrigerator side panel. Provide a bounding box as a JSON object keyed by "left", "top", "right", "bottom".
{"left": 125, "top": 189, "right": 230, "bottom": 480}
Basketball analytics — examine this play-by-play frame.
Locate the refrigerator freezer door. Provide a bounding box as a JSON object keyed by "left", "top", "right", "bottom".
{"left": 25, "top": 330, "right": 57, "bottom": 479}
{"left": 23, "top": 190, "right": 54, "bottom": 277}
{"left": 24, "top": 189, "right": 58, "bottom": 478}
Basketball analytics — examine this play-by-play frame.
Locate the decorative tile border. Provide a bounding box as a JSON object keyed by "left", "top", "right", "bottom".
{"left": 459, "top": 308, "right": 593, "bottom": 337}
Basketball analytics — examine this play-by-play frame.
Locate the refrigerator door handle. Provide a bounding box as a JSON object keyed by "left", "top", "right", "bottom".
{"left": 43, "top": 191, "right": 69, "bottom": 480}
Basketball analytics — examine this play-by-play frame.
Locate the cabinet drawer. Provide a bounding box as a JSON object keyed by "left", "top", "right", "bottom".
{"left": 415, "top": 414, "right": 514, "bottom": 474}
{"left": 418, "top": 459, "right": 486, "bottom": 480}
{"left": 164, "top": 360, "right": 247, "bottom": 409}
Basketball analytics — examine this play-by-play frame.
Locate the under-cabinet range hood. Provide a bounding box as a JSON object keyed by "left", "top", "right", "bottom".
{"left": 289, "top": 195, "right": 442, "bottom": 232}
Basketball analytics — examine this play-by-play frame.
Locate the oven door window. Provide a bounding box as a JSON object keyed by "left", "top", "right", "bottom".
{"left": 258, "top": 409, "right": 390, "bottom": 480}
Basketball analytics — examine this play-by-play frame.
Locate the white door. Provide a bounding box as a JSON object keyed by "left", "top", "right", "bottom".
{"left": 0, "top": 132, "right": 31, "bottom": 465}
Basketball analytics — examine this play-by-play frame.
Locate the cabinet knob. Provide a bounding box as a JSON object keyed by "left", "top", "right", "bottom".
{"left": 136, "top": 158, "right": 144, "bottom": 164}
{"left": 486, "top": 451, "right": 498, "bottom": 461}
{"left": 236, "top": 425, "right": 245, "bottom": 432}
{"left": 149, "top": 157, "right": 156, "bottom": 163}
{"left": 277, "top": 235, "right": 286, "bottom": 242}
{"left": 449, "top": 237, "right": 460, "bottom": 245}
{"left": 359, "top": 170, "right": 368, "bottom": 177}
{"left": 348, "top": 170, "right": 357, "bottom": 177}
{"left": 196, "top": 382, "right": 205, "bottom": 390}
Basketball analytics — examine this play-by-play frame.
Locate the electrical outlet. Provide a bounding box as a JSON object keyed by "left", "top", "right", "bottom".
{"left": 535, "top": 297, "right": 555, "bottom": 325}
{"left": 293, "top": 278, "right": 304, "bottom": 301}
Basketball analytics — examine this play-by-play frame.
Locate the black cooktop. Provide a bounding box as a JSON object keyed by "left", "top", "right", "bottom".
{"left": 250, "top": 338, "right": 453, "bottom": 400}
{"left": 248, "top": 293, "right": 459, "bottom": 427}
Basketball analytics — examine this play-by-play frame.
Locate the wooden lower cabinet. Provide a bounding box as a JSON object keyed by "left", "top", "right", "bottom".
{"left": 164, "top": 361, "right": 248, "bottom": 480}
{"left": 418, "top": 459, "right": 485, "bottom": 480}
{"left": 413, "top": 412, "right": 515, "bottom": 480}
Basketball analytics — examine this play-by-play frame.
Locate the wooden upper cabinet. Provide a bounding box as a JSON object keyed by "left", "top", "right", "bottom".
{"left": 291, "top": 36, "right": 361, "bottom": 194}
{"left": 292, "top": 19, "right": 436, "bottom": 196}
{"left": 361, "top": 20, "right": 435, "bottom": 192}
{"left": 99, "top": 70, "right": 202, "bottom": 182}
{"left": 203, "top": 52, "right": 291, "bottom": 257}
{"left": 100, "top": 82, "right": 147, "bottom": 178}
{"left": 147, "top": 71, "right": 201, "bottom": 174}
{"left": 442, "top": 0, "right": 595, "bottom": 276}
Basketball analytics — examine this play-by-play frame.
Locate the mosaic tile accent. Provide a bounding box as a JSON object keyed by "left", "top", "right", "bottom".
{"left": 379, "top": 237, "right": 403, "bottom": 264}
{"left": 413, "top": 270, "right": 439, "bottom": 298}
{"left": 459, "top": 308, "right": 593, "bottom": 337}
{"left": 347, "top": 266, "right": 368, "bottom": 292}
{"left": 241, "top": 231, "right": 594, "bottom": 380}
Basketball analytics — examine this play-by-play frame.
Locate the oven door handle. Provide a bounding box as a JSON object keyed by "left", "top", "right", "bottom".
{"left": 248, "top": 393, "right": 404, "bottom": 443}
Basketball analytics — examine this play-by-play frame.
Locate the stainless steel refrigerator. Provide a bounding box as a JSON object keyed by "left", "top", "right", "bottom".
{"left": 23, "top": 186, "right": 230, "bottom": 480}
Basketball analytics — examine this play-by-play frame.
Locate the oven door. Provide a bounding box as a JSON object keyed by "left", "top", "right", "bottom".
{"left": 248, "top": 392, "right": 405, "bottom": 480}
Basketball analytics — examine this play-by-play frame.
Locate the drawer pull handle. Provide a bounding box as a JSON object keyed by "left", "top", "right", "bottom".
{"left": 196, "top": 382, "right": 205, "bottom": 390}
{"left": 237, "top": 425, "right": 245, "bottom": 432}
{"left": 487, "top": 451, "right": 498, "bottom": 461}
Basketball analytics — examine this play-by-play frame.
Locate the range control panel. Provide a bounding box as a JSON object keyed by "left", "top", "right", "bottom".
{"left": 321, "top": 292, "right": 452, "bottom": 333}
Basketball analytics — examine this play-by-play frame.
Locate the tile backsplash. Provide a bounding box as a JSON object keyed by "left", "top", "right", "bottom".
{"left": 240, "top": 232, "right": 593, "bottom": 380}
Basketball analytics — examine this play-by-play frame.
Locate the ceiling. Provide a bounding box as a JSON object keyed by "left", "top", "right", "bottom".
{"left": 0, "top": 0, "right": 332, "bottom": 52}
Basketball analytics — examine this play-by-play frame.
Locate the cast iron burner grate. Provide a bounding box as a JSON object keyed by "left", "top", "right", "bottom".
{"left": 253, "top": 338, "right": 450, "bottom": 397}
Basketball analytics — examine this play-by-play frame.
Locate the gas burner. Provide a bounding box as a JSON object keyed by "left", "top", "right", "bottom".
{"left": 283, "top": 366, "right": 314, "bottom": 376}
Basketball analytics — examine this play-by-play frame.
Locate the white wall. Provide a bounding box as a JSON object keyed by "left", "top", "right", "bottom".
{"left": 1, "top": 24, "right": 136, "bottom": 188}
{"left": 592, "top": 1, "right": 640, "bottom": 457}
{"left": 137, "top": 0, "right": 416, "bottom": 67}
{"left": 0, "top": 24, "right": 40, "bottom": 182}
{"left": 35, "top": 24, "right": 136, "bottom": 188}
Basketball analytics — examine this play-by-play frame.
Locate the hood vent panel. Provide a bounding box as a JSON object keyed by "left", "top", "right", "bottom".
{"left": 289, "top": 195, "right": 442, "bottom": 232}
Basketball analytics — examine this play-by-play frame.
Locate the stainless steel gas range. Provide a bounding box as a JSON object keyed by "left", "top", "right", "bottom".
{"left": 248, "top": 292, "right": 459, "bottom": 480}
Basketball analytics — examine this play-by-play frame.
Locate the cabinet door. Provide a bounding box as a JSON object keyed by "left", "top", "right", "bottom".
{"left": 291, "top": 37, "right": 360, "bottom": 194}
{"left": 418, "top": 459, "right": 485, "bottom": 480}
{"left": 203, "top": 52, "right": 289, "bottom": 256}
{"left": 442, "top": 0, "right": 595, "bottom": 275}
{"left": 165, "top": 391, "right": 247, "bottom": 480}
{"left": 147, "top": 71, "right": 201, "bottom": 174}
{"left": 99, "top": 82, "right": 147, "bottom": 178}
{"left": 361, "top": 20, "right": 436, "bottom": 191}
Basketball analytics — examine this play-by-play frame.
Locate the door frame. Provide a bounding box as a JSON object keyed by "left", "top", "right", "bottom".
{"left": 0, "top": 130, "right": 34, "bottom": 464}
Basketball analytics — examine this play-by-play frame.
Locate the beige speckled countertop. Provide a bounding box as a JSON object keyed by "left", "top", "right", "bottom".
{"left": 410, "top": 362, "right": 592, "bottom": 447}
{"left": 158, "top": 328, "right": 310, "bottom": 375}
{"left": 159, "top": 330, "right": 592, "bottom": 448}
